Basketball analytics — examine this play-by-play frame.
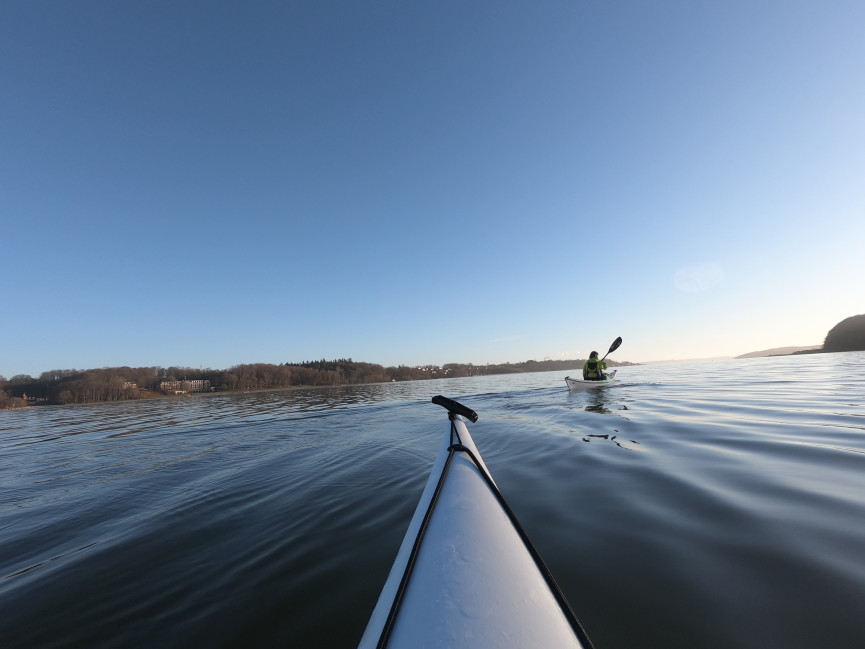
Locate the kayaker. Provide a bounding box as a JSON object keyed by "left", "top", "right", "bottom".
{"left": 582, "top": 351, "right": 607, "bottom": 380}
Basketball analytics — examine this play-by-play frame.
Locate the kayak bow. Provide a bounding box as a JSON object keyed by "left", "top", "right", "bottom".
{"left": 358, "top": 396, "right": 594, "bottom": 649}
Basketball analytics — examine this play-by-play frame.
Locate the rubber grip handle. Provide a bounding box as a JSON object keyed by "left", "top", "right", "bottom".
{"left": 431, "top": 395, "right": 479, "bottom": 422}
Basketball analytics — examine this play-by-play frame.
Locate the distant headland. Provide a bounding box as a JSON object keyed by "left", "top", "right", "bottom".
{"left": 736, "top": 345, "right": 821, "bottom": 359}
{"left": 737, "top": 313, "right": 865, "bottom": 359}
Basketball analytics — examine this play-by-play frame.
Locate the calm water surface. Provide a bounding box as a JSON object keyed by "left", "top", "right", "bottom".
{"left": 2, "top": 352, "right": 864, "bottom": 648}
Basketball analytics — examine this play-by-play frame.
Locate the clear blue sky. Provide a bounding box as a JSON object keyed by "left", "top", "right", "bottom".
{"left": 2, "top": 0, "right": 864, "bottom": 378}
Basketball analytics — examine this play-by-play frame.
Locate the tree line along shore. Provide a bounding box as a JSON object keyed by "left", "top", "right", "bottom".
{"left": 1, "top": 357, "right": 636, "bottom": 409}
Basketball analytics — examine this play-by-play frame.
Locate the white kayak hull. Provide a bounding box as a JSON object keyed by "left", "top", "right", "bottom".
{"left": 358, "top": 399, "right": 592, "bottom": 649}
{"left": 564, "top": 370, "right": 617, "bottom": 391}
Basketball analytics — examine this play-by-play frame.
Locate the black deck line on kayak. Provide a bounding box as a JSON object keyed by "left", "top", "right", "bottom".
{"left": 451, "top": 442, "right": 597, "bottom": 649}
{"left": 375, "top": 417, "right": 461, "bottom": 649}
{"left": 375, "top": 412, "right": 596, "bottom": 649}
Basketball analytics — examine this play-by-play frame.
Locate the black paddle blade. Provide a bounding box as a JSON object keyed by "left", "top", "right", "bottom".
{"left": 600, "top": 336, "right": 623, "bottom": 360}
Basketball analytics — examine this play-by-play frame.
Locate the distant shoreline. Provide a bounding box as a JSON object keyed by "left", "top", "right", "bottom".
{"left": 3, "top": 359, "right": 639, "bottom": 410}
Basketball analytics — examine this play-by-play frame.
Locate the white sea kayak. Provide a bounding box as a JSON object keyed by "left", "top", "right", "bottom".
{"left": 564, "top": 370, "right": 617, "bottom": 391}
{"left": 358, "top": 395, "right": 594, "bottom": 649}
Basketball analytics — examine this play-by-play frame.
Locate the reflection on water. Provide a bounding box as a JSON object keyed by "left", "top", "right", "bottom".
{"left": 581, "top": 432, "right": 640, "bottom": 449}
{"left": 1, "top": 352, "right": 865, "bottom": 649}
{"left": 578, "top": 386, "right": 632, "bottom": 420}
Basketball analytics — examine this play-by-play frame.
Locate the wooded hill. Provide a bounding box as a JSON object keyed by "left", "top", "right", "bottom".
{"left": 1, "top": 357, "right": 635, "bottom": 408}
{"left": 822, "top": 313, "right": 865, "bottom": 352}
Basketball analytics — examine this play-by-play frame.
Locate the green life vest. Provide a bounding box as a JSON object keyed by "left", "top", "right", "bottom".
{"left": 583, "top": 357, "right": 606, "bottom": 380}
